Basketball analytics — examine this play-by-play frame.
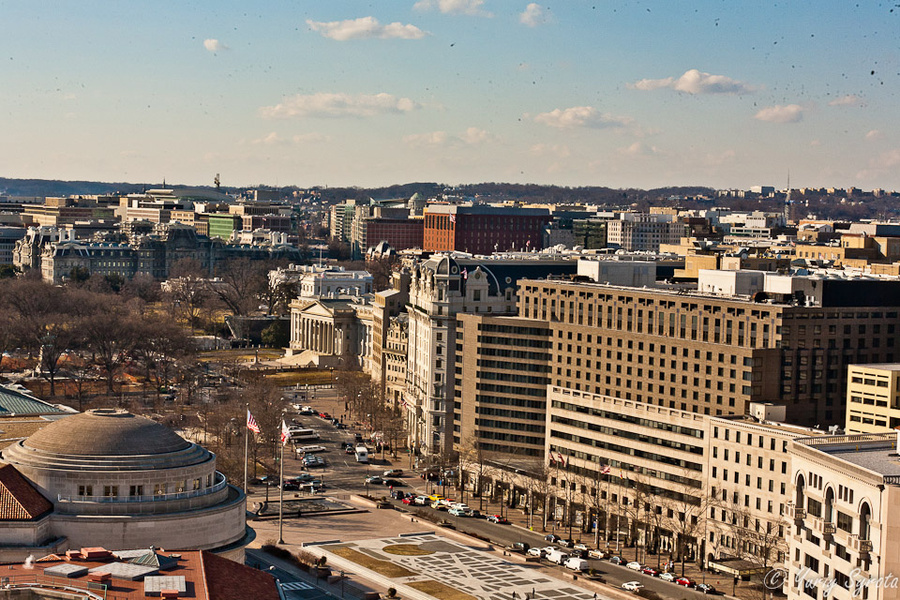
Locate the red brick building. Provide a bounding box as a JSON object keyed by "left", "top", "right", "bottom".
{"left": 423, "top": 206, "right": 551, "bottom": 254}
{"left": 365, "top": 217, "right": 424, "bottom": 251}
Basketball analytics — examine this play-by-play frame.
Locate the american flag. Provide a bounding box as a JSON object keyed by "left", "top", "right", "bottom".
{"left": 461, "top": 268, "right": 468, "bottom": 280}
{"left": 246, "top": 410, "right": 260, "bottom": 434}
{"left": 449, "top": 214, "right": 456, "bottom": 224}
{"left": 280, "top": 420, "right": 290, "bottom": 446}
{"left": 600, "top": 465, "right": 611, "bottom": 475}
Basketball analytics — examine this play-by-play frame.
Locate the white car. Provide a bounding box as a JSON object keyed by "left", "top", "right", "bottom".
{"left": 659, "top": 572, "right": 676, "bottom": 582}
{"left": 588, "top": 549, "right": 608, "bottom": 560}
{"left": 622, "top": 581, "right": 643, "bottom": 593}
{"left": 626, "top": 561, "right": 642, "bottom": 571}
{"left": 296, "top": 445, "right": 326, "bottom": 454}
{"left": 573, "top": 543, "right": 589, "bottom": 552}
{"left": 526, "top": 547, "right": 544, "bottom": 557}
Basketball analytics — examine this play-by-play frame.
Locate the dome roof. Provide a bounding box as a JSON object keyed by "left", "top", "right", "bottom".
{"left": 22, "top": 409, "right": 191, "bottom": 456}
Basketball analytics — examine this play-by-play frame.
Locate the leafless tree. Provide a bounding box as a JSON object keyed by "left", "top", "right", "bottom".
{"left": 167, "top": 259, "right": 209, "bottom": 334}
{"left": 211, "top": 258, "right": 268, "bottom": 317}
{"left": 660, "top": 470, "right": 710, "bottom": 576}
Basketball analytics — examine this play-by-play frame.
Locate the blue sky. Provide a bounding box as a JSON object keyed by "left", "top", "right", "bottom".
{"left": 1, "top": 1, "right": 897, "bottom": 191}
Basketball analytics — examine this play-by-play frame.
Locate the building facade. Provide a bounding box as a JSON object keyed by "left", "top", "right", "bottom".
{"left": 845, "top": 364, "right": 900, "bottom": 434}
{"left": 423, "top": 206, "right": 552, "bottom": 255}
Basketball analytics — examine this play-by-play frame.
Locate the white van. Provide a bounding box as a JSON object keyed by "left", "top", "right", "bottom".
{"left": 546, "top": 549, "right": 569, "bottom": 565}
{"left": 354, "top": 445, "right": 369, "bottom": 463}
{"left": 564, "top": 557, "right": 589, "bottom": 572}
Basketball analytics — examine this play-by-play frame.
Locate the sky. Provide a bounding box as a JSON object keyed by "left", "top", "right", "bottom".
{"left": 1, "top": 1, "right": 898, "bottom": 191}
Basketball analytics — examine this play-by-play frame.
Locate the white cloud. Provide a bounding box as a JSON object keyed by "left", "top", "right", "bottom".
{"left": 403, "top": 126, "right": 496, "bottom": 147}
{"left": 529, "top": 143, "right": 570, "bottom": 158}
{"left": 754, "top": 104, "right": 804, "bottom": 123}
{"left": 249, "top": 132, "right": 332, "bottom": 145}
{"left": 630, "top": 69, "right": 755, "bottom": 95}
{"left": 251, "top": 132, "right": 286, "bottom": 145}
{"left": 413, "top": 0, "right": 492, "bottom": 17}
{"left": 520, "top": 3, "right": 550, "bottom": 27}
{"left": 533, "top": 106, "right": 632, "bottom": 129}
{"left": 260, "top": 93, "right": 420, "bottom": 118}
{"left": 403, "top": 131, "right": 450, "bottom": 147}
{"left": 857, "top": 148, "right": 900, "bottom": 180}
{"left": 203, "top": 39, "right": 228, "bottom": 53}
{"left": 618, "top": 142, "right": 660, "bottom": 157}
{"left": 829, "top": 94, "right": 864, "bottom": 107}
{"left": 865, "top": 129, "right": 883, "bottom": 141}
{"left": 306, "top": 17, "right": 426, "bottom": 41}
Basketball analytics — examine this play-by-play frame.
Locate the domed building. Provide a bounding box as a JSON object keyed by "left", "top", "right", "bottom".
{"left": 0, "top": 409, "right": 249, "bottom": 562}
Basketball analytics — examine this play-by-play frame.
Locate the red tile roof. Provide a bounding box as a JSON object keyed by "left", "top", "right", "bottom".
{"left": 0, "top": 463, "right": 52, "bottom": 520}
{"left": 201, "top": 550, "right": 280, "bottom": 600}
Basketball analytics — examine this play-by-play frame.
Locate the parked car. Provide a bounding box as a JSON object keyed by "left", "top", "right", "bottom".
{"left": 448, "top": 507, "right": 469, "bottom": 517}
{"left": 469, "top": 509, "right": 484, "bottom": 519}
{"left": 588, "top": 549, "right": 608, "bottom": 560}
{"left": 659, "top": 572, "right": 676, "bottom": 582}
{"left": 541, "top": 546, "right": 557, "bottom": 556}
{"left": 621, "top": 582, "right": 643, "bottom": 593}
{"left": 402, "top": 496, "right": 416, "bottom": 505}
{"left": 609, "top": 556, "right": 624, "bottom": 565}
{"left": 675, "top": 577, "right": 695, "bottom": 587}
{"left": 526, "top": 547, "right": 544, "bottom": 557}
{"left": 696, "top": 584, "right": 717, "bottom": 594}
{"left": 544, "top": 533, "right": 561, "bottom": 543}
{"left": 564, "top": 557, "right": 589, "bottom": 572}
{"left": 626, "top": 561, "right": 642, "bottom": 571}
{"left": 511, "top": 542, "right": 530, "bottom": 554}
{"left": 558, "top": 539, "right": 574, "bottom": 548}
{"left": 431, "top": 501, "right": 450, "bottom": 511}
{"left": 640, "top": 567, "right": 658, "bottom": 577}
{"left": 413, "top": 495, "right": 430, "bottom": 506}
{"left": 384, "top": 469, "right": 404, "bottom": 477}
{"left": 573, "top": 543, "right": 589, "bottom": 552}
{"left": 282, "top": 482, "right": 299, "bottom": 491}
{"left": 486, "top": 514, "right": 509, "bottom": 524}
{"left": 427, "top": 494, "right": 445, "bottom": 503}
{"left": 365, "top": 475, "right": 383, "bottom": 485}
{"left": 546, "top": 549, "right": 569, "bottom": 565}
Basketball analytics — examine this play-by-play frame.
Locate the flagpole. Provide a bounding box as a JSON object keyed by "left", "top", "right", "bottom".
{"left": 616, "top": 470, "right": 622, "bottom": 554}
{"left": 278, "top": 434, "right": 285, "bottom": 544}
{"left": 244, "top": 406, "right": 249, "bottom": 494}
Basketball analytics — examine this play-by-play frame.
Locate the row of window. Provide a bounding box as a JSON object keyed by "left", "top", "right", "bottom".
{"left": 77, "top": 475, "right": 211, "bottom": 498}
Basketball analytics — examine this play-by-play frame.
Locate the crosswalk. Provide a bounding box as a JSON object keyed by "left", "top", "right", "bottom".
{"left": 280, "top": 581, "right": 315, "bottom": 591}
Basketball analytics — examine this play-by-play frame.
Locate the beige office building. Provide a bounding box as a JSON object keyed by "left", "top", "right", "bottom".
{"left": 845, "top": 364, "right": 900, "bottom": 434}
{"left": 787, "top": 433, "right": 900, "bottom": 600}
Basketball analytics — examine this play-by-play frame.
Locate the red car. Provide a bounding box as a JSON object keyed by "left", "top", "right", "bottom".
{"left": 675, "top": 578, "right": 694, "bottom": 587}
{"left": 402, "top": 496, "right": 415, "bottom": 505}
{"left": 318, "top": 412, "right": 332, "bottom": 419}
{"left": 486, "top": 515, "right": 509, "bottom": 524}
{"left": 640, "top": 567, "right": 658, "bottom": 577}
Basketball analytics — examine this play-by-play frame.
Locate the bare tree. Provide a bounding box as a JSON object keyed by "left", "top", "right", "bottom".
{"left": 166, "top": 259, "right": 209, "bottom": 334}
{"left": 80, "top": 295, "right": 143, "bottom": 394}
{"left": 211, "top": 258, "right": 268, "bottom": 317}
{"left": 661, "top": 469, "right": 711, "bottom": 577}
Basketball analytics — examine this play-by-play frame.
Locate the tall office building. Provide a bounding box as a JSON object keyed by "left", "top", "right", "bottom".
{"left": 517, "top": 276, "right": 900, "bottom": 427}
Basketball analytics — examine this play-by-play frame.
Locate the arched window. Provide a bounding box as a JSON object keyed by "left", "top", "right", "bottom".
{"left": 859, "top": 502, "right": 872, "bottom": 540}
{"left": 824, "top": 487, "right": 835, "bottom": 522}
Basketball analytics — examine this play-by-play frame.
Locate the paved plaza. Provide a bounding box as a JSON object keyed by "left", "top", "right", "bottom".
{"left": 318, "top": 534, "right": 599, "bottom": 600}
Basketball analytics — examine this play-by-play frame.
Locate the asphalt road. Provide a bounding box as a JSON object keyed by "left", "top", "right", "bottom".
{"left": 251, "top": 398, "right": 726, "bottom": 600}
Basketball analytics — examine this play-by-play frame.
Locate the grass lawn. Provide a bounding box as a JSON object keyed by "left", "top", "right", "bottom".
{"left": 407, "top": 580, "right": 477, "bottom": 600}
{"left": 330, "top": 547, "right": 415, "bottom": 578}
{"left": 382, "top": 544, "right": 434, "bottom": 556}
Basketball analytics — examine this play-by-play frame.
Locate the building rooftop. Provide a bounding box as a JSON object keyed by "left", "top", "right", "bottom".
{"left": 796, "top": 433, "right": 900, "bottom": 477}
{"left": 22, "top": 409, "right": 191, "bottom": 457}
{"left": 4, "top": 548, "right": 279, "bottom": 600}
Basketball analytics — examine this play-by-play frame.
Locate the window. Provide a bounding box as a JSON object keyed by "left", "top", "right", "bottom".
{"left": 155, "top": 483, "right": 167, "bottom": 496}
{"left": 129, "top": 485, "right": 144, "bottom": 497}
{"left": 78, "top": 485, "right": 93, "bottom": 497}
{"left": 193, "top": 478, "right": 202, "bottom": 490}
{"left": 103, "top": 485, "right": 118, "bottom": 497}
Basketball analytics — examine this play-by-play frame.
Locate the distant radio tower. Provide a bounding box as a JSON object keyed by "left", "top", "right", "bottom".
{"left": 783, "top": 172, "right": 792, "bottom": 225}
{"left": 214, "top": 173, "right": 221, "bottom": 191}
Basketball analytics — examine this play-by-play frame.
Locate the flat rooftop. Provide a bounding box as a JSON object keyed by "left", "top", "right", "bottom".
{"left": 798, "top": 433, "right": 900, "bottom": 477}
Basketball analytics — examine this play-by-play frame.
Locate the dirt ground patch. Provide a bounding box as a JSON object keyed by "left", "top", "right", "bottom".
{"left": 407, "top": 580, "right": 477, "bottom": 600}
{"left": 382, "top": 544, "right": 434, "bottom": 556}
{"left": 330, "top": 547, "right": 416, "bottom": 578}
{"left": 264, "top": 371, "right": 333, "bottom": 386}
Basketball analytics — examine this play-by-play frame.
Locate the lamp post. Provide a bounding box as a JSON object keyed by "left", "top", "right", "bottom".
{"left": 340, "top": 570, "right": 345, "bottom": 598}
